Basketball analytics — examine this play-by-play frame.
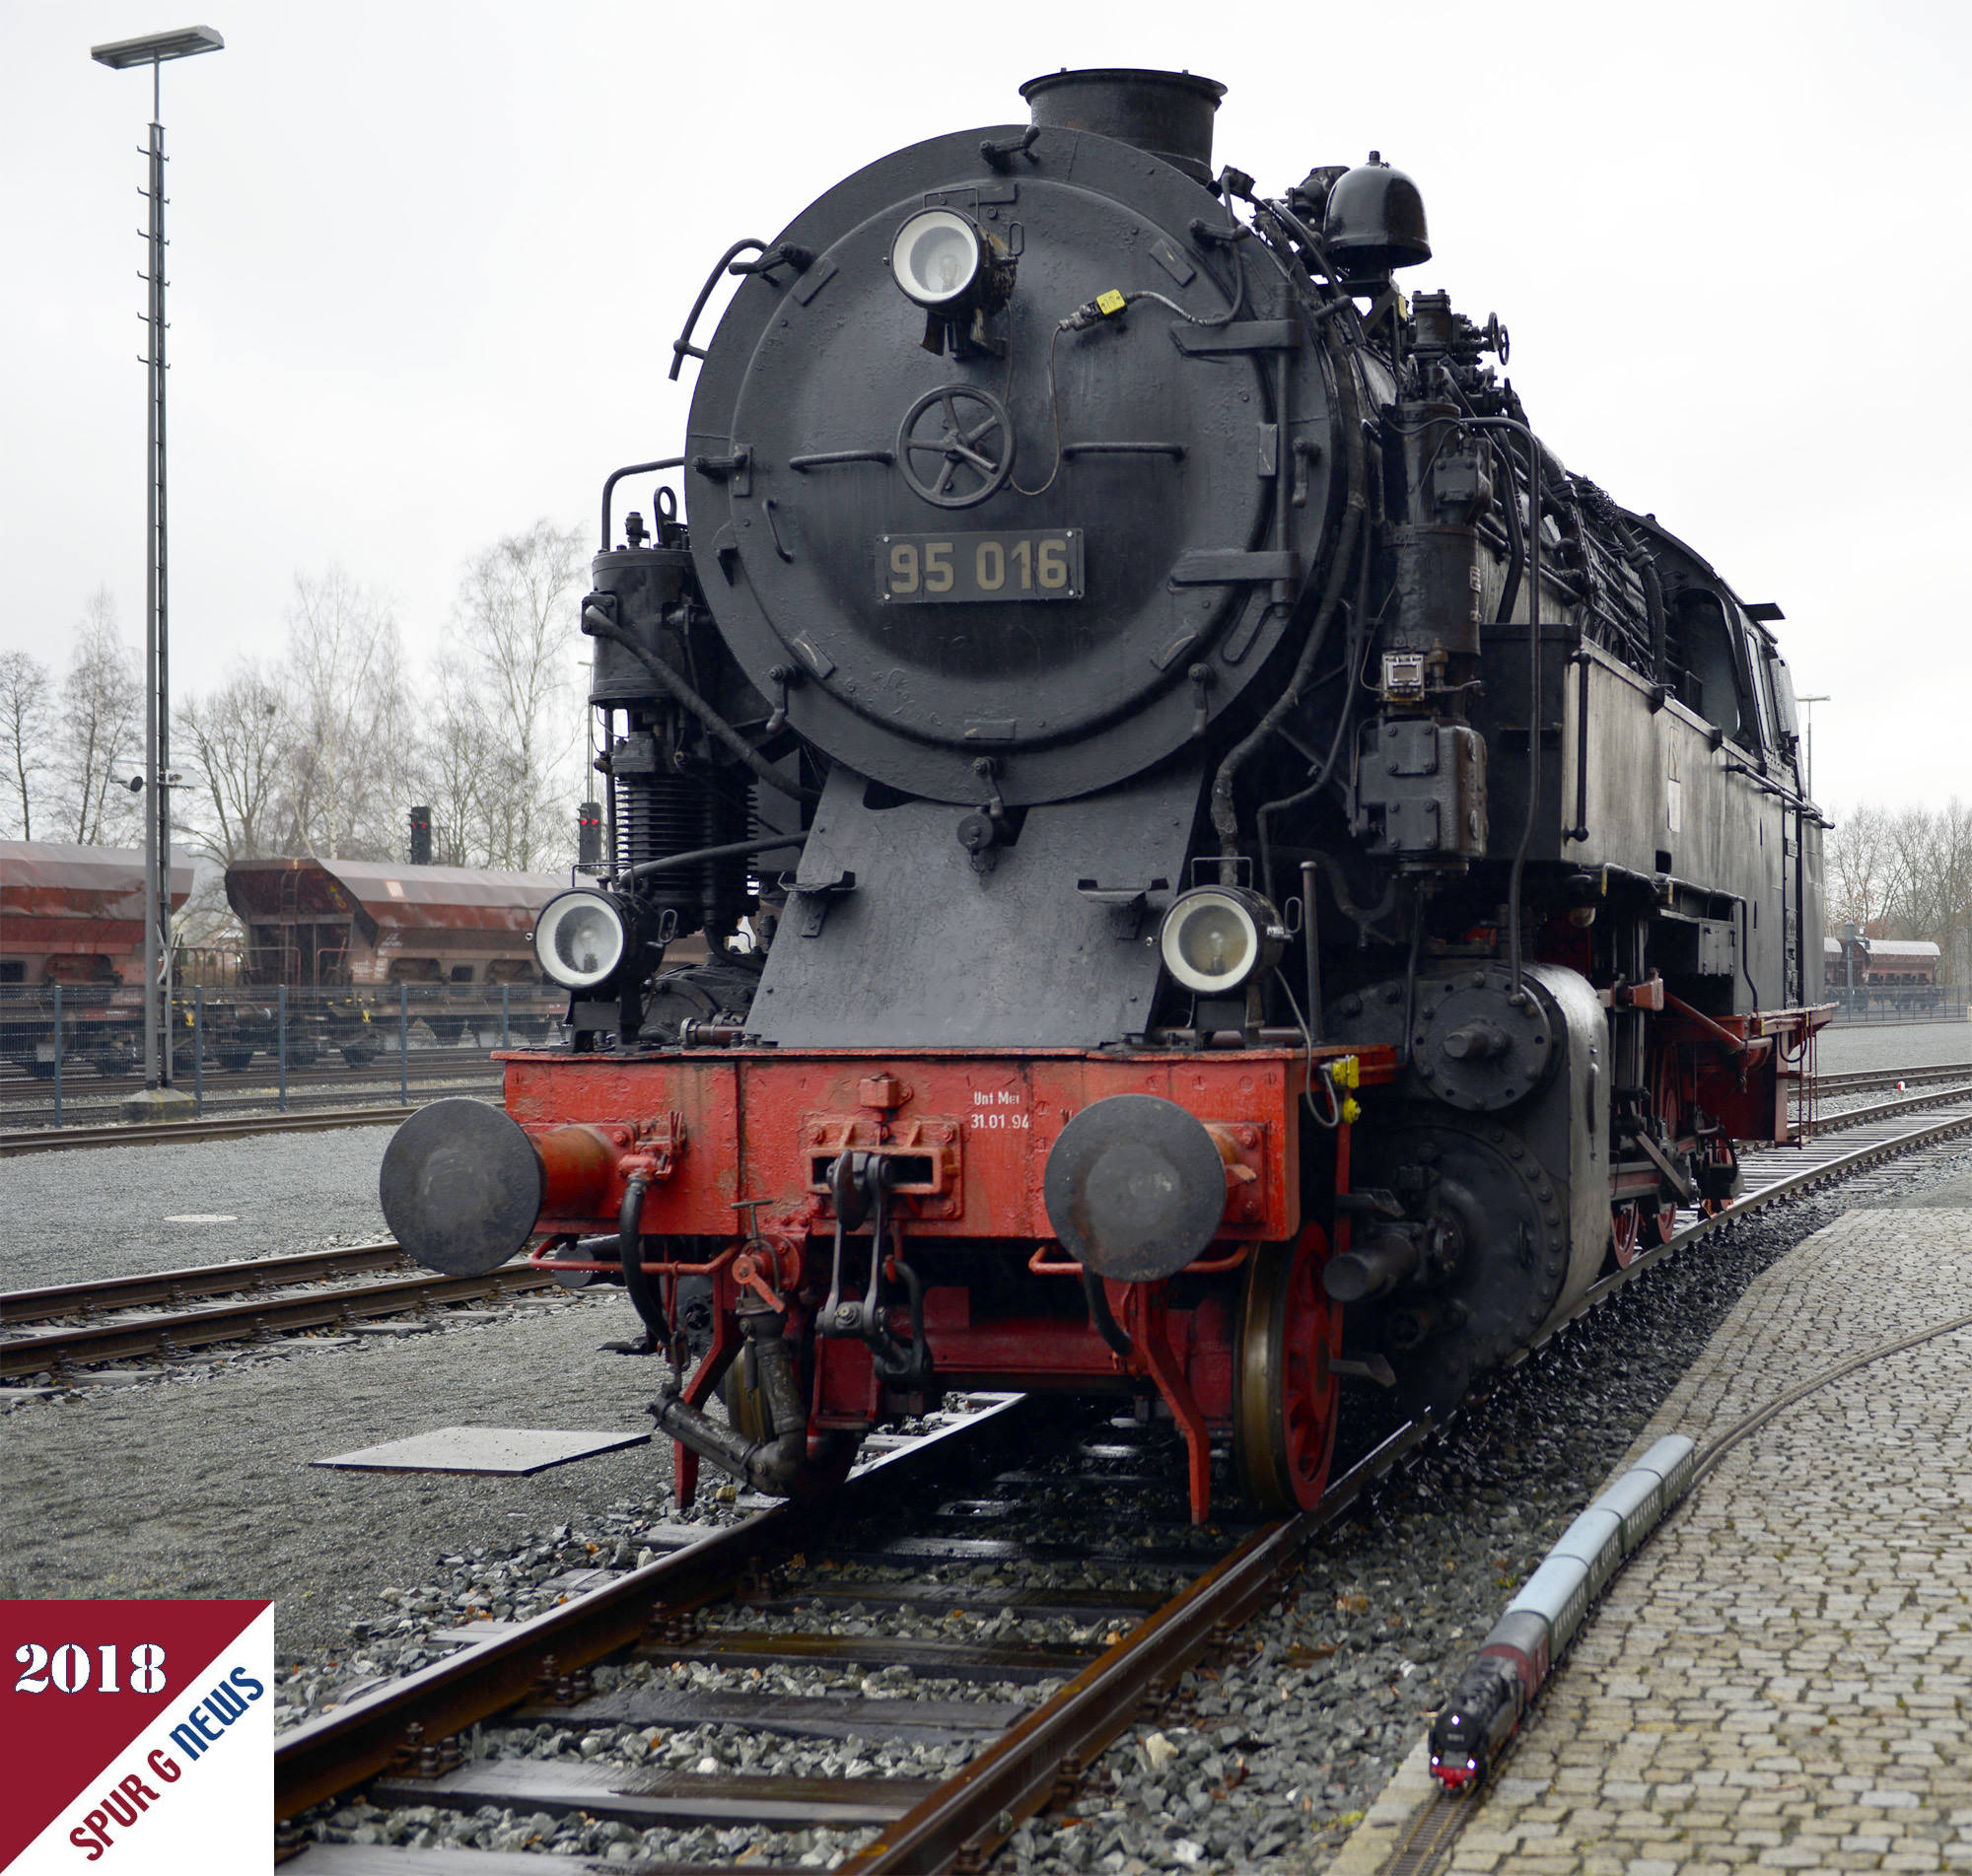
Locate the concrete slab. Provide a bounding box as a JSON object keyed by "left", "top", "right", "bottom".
{"left": 118, "top": 1085, "right": 198, "bottom": 1123}
{"left": 313, "top": 1424, "right": 650, "bottom": 1476}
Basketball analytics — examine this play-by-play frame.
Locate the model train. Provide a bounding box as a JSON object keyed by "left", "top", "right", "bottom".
{"left": 381, "top": 68, "right": 1828, "bottom": 1523}
{"left": 1428, "top": 1433, "right": 1697, "bottom": 1789}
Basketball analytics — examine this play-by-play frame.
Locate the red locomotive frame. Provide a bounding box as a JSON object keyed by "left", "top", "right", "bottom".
{"left": 508, "top": 1042, "right": 1398, "bottom": 1523}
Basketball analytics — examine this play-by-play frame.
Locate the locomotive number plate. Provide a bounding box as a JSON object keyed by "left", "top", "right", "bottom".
{"left": 878, "top": 529, "right": 1084, "bottom": 604}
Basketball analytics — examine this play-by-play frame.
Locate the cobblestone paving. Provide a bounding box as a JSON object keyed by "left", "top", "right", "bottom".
{"left": 1440, "top": 1208, "right": 1972, "bottom": 1873}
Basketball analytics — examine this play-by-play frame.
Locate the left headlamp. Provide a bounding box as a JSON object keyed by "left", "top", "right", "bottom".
{"left": 1159, "top": 886, "right": 1285, "bottom": 997}
{"left": 532, "top": 889, "right": 629, "bottom": 992}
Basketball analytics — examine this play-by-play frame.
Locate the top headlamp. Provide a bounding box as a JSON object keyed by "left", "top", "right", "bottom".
{"left": 889, "top": 208, "right": 986, "bottom": 309}
{"left": 532, "top": 889, "right": 629, "bottom": 992}
{"left": 1159, "top": 887, "right": 1285, "bottom": 996}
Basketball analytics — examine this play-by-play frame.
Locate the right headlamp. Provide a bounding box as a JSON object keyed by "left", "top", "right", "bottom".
{"left": 1159, "top": 886, "right": 1286, "bottom": 997}
{"left": 532, "top": 889, "right": 629, "bottom": 992}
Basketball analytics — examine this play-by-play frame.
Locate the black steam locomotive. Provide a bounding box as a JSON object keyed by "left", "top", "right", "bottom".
{"left": 382, "top": 69, "right": 1826, "bottom": 1524}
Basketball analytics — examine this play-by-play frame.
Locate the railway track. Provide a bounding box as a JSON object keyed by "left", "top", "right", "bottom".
{"left": 261, "top": 1081, "right": 1972, "bottom": 1873}
{"left": 0, "top": 1241, "right": 559, "bottom": 1382}
{"left": 11, "top": 1077, "right": 1963, "bottom": 1392}
{"left": 277, "top": 1394, "right": 1427, "bottom": 1873}
{"left": 7, "top": 1057, "right": 1946, "bottom": 1159}
{"left": 1809, "top": 1061, "right": 1972, "bottom": 1097}
{"left": 10, "top": 1077, "right": 1969, "bottom": 1859}
{"left": 0, "top": 1103, "right": 451, "bottom": 1157}
{"left": 0, "top": 1059, "right": 502, "bottom": 1135}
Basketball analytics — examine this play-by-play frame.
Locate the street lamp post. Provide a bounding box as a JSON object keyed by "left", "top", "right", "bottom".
{"left": 92, "top": 25, "right": 223, "bottom": 1120}
{"left": 1796, "top": 694, "right": 1830, "bottom": 801}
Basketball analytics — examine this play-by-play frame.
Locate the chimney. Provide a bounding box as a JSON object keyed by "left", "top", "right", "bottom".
{"left": 1020, "top": 68, "right": 1226, "bottom": 185}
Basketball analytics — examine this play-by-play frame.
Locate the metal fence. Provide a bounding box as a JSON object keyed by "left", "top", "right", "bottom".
{"left": 0, "top": 981, "right": 567, "bottom": 1129}
{"left": 1825, "top": 985, "right": 1971, "bottom": 1026}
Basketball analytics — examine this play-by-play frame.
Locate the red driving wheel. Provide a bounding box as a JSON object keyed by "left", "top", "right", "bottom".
{"left": 1610, "top": 1201, "right": 1642, "bottom": 1270}
{"left": 1234, "top": 1224, "right": 1343, "bottom": 1513}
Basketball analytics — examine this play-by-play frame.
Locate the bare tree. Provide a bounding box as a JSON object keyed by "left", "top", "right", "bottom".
{"left": 0, "top": 648, "right": 53, "bottom": 838}
{"left": 52, "top": 590, "right": 142, "bottom": 845}
{"left": 1824, "top": 804, "right": 1892, "bottom": 936}
{"left": 1824, "top": 799, "right": 1972, "bottom": 983}
{"left": 415, "top": 660, "right": 502, "bottom": 866}
{"left": 453, "top": 520, "right": 586, "bottom": 871}
{"left": 278, "top": 566, "right": 413, "bottom": 860}
{"left": 174, "top": 664, "right": 288, "bottom": 864}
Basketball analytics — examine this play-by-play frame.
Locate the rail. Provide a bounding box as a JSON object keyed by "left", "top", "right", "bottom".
{"left": 0, "top": 1104, "right": 438, "bottom": 1157}
{"left": 0, "top": 1258, "right": 557, "bottom": 1382}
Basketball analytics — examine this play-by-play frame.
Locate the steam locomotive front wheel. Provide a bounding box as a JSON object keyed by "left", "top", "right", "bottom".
{"left": 1233, "top": 1227, "right": 1341, "bottom": 1514}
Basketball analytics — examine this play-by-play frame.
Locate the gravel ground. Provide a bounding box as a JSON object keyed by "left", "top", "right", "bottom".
{"left": 0, "top": 1125, "right": 396, "bottom": 1287}
{"left": 0, "top": 1285, "right": 683, "bottom": 1660}
{"left": 1817, "top": 1016, "right": 1972, "bottom": 1074}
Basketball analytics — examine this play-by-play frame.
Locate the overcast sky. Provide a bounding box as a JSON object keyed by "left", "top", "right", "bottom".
{"left": 3, "top": 1, "right": 1964, "bottom": 815}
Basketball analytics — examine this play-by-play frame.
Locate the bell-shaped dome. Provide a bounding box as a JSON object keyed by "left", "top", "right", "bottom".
{"left": 1322, "top": 152, "right": 1431, "bottom": 280}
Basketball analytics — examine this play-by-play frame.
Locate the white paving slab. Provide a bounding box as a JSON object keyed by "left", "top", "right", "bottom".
{"left": 313, "top": 1424, "right": 649, "bottom": 1475}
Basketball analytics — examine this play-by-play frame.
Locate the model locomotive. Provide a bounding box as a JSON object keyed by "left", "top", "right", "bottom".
{"left": 381, "top": 69, "right": 1827, "bottom": 1524}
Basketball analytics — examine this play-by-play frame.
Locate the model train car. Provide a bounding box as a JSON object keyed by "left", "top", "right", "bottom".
{"left": 381, "top": 68, "right": 1828, "bottom": 1523}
